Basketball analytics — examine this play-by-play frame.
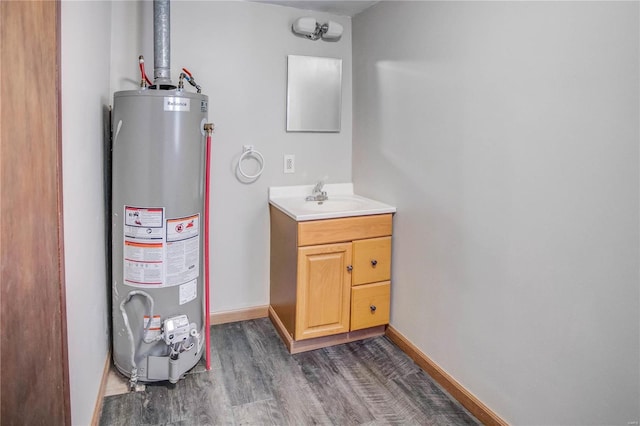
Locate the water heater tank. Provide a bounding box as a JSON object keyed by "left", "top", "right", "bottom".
{"left": 111, "top": 89, "right": 208, "bottom": 384}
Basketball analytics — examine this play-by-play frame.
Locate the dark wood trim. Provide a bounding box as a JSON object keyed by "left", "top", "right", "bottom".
{"left": 385, "top": 326, "right": 507, "bottom": 426}
{"left": 55, "top": 1, "right": 72, "bottom": 421}
{"left": 0, "top": 1, "right": 70, "bottom": 423}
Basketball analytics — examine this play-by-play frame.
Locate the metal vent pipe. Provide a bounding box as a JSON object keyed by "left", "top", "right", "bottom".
{"left": 153, "top": 0, "right": 171, "bottom": 85}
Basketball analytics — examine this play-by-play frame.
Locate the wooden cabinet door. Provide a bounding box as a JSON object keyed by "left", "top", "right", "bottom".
{"left": 296, "top": 243, "right": 352, "bottom": 340}
{"left": 1, "top": 1, "right": 70, "bottom": 424}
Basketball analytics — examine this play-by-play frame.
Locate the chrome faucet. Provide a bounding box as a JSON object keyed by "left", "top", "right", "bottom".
{"left": 306, "top": 180, "right": 328, "bottom": 202}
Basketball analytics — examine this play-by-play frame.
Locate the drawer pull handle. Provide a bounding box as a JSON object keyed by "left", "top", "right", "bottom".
{"left": 347, "top": 265, "right": 353, "bottom": 272}
{"left": 371, "top": 259, "right": 378, "bottom": 267}
{"left": 370, "top": 305, "right": 377, "bottom": 312}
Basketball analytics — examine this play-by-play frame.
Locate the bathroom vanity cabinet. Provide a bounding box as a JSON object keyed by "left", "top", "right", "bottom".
{"left": 269, "top": 206, "right": 393, "bottom": 353}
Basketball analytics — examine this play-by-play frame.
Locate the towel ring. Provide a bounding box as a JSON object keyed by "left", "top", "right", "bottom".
{"left": 238, "top": 145, "right": 265, "bottom": 179}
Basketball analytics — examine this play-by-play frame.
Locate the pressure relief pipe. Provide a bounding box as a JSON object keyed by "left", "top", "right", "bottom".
{"left": 204, "top": 123, "right": 214, "bottom": 370}
{"left": 153, "top": 0, "right": 171, "bottom": 86}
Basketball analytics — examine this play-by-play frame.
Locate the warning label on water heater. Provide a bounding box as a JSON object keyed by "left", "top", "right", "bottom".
{"left": 123, "top": 206, "right": 166, "bottom": 287}
{"left": 143, "top": 315, "right": 162, "bottom": 340}
{"left": 165, "top": 214, "right": 200, "bottom": 287}
{"left": 123, "top": 207, "right": 200, "bottom": 289}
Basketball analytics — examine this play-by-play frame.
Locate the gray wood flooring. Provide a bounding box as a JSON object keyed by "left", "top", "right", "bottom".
{"left": 100, "top": 318, "right": 479, "bottom": 425}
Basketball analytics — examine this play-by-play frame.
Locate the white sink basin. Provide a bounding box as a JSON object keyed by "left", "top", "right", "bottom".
{"left": 301, "top": 197, "right": 369, "bottom": 212}
{"left": 269, "top": 184, "right": 396, "bottom": 221}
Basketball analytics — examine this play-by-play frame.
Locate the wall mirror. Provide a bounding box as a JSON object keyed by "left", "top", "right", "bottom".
{"left": 286, "top": 55, "right": 342, "bottom": 132}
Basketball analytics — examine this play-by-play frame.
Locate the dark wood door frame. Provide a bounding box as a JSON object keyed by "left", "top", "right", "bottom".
{"left": 0, "top": 1, "right": 71, "bottom": 424}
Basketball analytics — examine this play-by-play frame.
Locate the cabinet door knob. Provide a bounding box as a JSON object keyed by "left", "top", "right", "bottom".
{"left": 371, "top": 259, "right": 378, "bottom": 267}
{"left": 346, "top": 265, "right": 353, "bottom": 272}
{"left": 370, "top": 305, "right": 377, "bottom": 312}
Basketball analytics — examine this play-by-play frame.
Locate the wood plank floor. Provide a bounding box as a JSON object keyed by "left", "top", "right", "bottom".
{"left": 100, "top": 319, "right": 479, "bottom": 425}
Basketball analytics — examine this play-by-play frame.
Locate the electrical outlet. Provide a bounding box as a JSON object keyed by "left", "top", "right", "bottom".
{"left": 284, "top": 154, "right": 295, "bottom": 174}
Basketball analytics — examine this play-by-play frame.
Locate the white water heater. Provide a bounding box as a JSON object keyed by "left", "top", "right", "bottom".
{"left": 111, "top": 0, "right": 210, "bottom": 387}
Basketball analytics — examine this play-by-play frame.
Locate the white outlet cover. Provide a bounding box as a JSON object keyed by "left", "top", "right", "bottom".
{"left": 284, "top": 154, "right": 295, "bottom": 173}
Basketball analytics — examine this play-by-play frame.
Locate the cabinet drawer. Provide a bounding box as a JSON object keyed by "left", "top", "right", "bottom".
{"left": 298, "top": 214, "right": 392, "bottom": 247}
{"left": 350, "top": 281, "right": 390, "bottom": 331}
{"left": 352, "top": 236, "right": 391, "bottom": 285}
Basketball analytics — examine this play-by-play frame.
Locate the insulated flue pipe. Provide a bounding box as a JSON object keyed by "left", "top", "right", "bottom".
{"left": 153, "top": 0, "right": 171, "bottom": 85}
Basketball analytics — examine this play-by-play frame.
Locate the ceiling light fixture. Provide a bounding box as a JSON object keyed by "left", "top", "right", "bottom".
{"left": 292, "top": 17, "right": 343, "bottom": 41}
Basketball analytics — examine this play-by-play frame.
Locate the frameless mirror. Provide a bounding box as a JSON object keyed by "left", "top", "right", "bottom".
{"left": 286, "top": 55, "right": 342, "bottom": 132}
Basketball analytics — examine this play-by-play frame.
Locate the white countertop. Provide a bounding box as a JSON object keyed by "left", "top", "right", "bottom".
{"left": 269, "top": 183, "right": 396, "bottom": 221}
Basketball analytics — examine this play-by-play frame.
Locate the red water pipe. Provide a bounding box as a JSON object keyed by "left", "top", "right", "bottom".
{"left": 204, "top": 124, "right": 214, "bottom": 370}
{"left": 138, "top": 56, "right": 153, "bottom": 87}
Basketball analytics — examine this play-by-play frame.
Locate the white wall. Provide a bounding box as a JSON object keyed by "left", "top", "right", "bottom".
{"left": 353, "top": 2, "right": 639, "bottom": 425}
{"left": 59, "top": 0, "right": 350, "bottom": 420}
{"left": 110, "top": 0, "right": 352, "bottom": 312}
{"left": 61, "top": 1, "right": 112, "bottom": 425}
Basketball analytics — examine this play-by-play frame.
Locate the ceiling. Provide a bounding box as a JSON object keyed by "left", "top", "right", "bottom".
{"left": 249, "top": 1, "right": 379, "bottom": 17}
